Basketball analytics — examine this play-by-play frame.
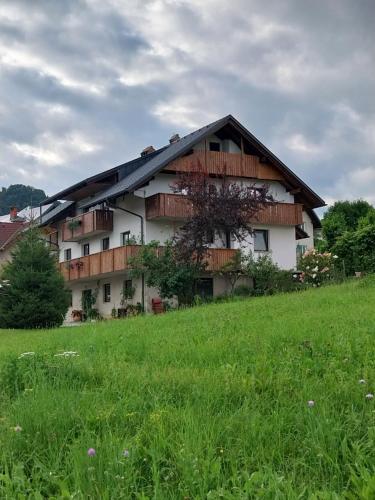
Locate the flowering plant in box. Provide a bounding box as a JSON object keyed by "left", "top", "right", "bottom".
{"left": 299, "top": 249, "right": 337, "bottom": 286}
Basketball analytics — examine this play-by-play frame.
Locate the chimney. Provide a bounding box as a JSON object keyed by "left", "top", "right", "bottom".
{"left": 169, "top": 133, "right": 180, "bottom": 144}
{"left": 10, "top": 207, "right": 18, "bottom": 221}
{"left": 141, "top": 145, "right": 155, "bottom": 157}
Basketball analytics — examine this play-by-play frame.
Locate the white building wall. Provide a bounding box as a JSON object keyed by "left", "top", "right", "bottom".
{"left": 298, "top": 211, "right": 315, "bottom": 250}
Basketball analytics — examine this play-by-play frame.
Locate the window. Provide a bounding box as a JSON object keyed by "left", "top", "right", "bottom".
{"left": 296, "top": 244, "right": 307, "bottom": 260}
{"left": 103, "top": 283, "right": 111, "bottom": 303}
{"left": 123, "top": 279, "right": 133, "bottom": 300}
{"left": 209, "top": 142, "right": 221, "bottom": 152}
{"left": 121, "top": 231, "right": 131, "bottom": 246}
{"left": 64, "top": 248, "right": 72, "bottom": 261}
{"left": 102, "top": 237, "right": 110, "bottom": 251}
{"left": 82, "top": 243, "right": 90, "bottom": 256}
{"left": 206, "top": 229, "right": 214, "bottom": 244}
{"left": 195, "top": 278, "right": 213, "bottom": 299}
{"left": 254, "top": 230, "right": 269, "bottom": 252}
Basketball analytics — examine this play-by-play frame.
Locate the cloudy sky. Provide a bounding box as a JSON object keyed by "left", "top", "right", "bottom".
{"left": 0, "top": 0, "right": 374, "bottom": 208}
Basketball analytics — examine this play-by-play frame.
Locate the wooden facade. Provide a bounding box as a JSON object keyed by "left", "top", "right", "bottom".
{"left": 60, "top": 245, "right": 238, "bottom": 281}
{"left": 165, "top": 150, "right": 284, "bottom": 181}
{"left": 62, "top": 210, "right": 113, "bottom": 242}
{"left": 146, "top": 193, "right": 303, "bottom": 226}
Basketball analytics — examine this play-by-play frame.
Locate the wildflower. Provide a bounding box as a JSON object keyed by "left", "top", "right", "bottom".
{"left": 359, "top": 379, "right": 366, "bottom": 384}
{"left": 333, "top": 255, "right": 338, "bottom": 259}
{"left": 87, "top": 448, "right": 96, "bottom": 456}
{"left": 14, "top": 425, "right": 22, "bottom": 432}
{"left": 312, "top": 274, "right": 317, "bottom": 279}
{"left": 365, "top": 393, "right": 374, "bottom": 400}
{"left": 123, "top": 449, "right": 130, "bottom": 458}
{"left": 293, "top": 274, "right": 297, "bottom": 278}
{"left": 307, "top": 400, "right": 315, "bottom": 407}
{"left": 18, "top": 352, "right": 35, "bottom": 358}
{"left": 54, "top": 351, "right": 79, "bottom": 357}
{"left": 313, "top": 266, "right": 318, "bottom": 272}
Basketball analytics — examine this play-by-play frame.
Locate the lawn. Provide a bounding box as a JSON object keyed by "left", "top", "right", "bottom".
{"left": 1, "top": 278, "right": 375, "bottom": 498}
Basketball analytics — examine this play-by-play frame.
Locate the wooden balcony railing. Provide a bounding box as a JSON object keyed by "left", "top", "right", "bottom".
{"left": 62, "top": 210, "right": 113, "bottom": 242}
{"left": 165, "top": 150, "right": 284, "bottom": 181}
{"left": 146, "top": 193, "right": 303, "bottom": 226}
{"left": 59, "top": 245, "right": 238, "bottom": 281}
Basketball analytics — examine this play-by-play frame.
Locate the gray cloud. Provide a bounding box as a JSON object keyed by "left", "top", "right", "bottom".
{"left": 0, "top": 0, "right": 374, "bottom": 208}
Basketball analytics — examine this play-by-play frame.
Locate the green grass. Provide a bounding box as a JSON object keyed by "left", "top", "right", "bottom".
{"left": 1, "top": 278, "right": 375, "bottom": 498}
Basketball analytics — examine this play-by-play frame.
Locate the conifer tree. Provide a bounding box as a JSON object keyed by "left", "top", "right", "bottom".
{"left": 0, "top": 228, "right": 70, "bottom": 329}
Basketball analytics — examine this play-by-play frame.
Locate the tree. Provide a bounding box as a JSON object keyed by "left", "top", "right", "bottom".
{"left": 216, "top": 250, "right": 247, "bottom": 294}
{"left": 129, "top": 241, "right": 202, "bottom": 304}
{"left": 333, "top": 223, "right": 375, "bottom": 275}
{"left": 0, "top": 184, "right": 46, "bottom": 215}
{"left": 322, "top": 200, "right": 375, "bottom": 249}
{"left": 0, "top": 228, "right": 70, "bottom": 328}
{"left": 172, "top": 166, "right": 274, "bottom": 265}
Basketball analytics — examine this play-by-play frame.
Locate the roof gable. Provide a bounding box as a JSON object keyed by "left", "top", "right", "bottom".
{"left": 0, "top": 222, "right": 24, "bottom": 250}
{"left": 43, "top": 114, "right": 325, "bottom": 211}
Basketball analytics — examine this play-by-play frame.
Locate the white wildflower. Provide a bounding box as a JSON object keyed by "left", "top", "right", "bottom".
{"left": 54, "top": 351, "right": 79, "bottom": 357}
{"left": 18, "top": 352, "right": 35, "bottom": 359}
{"left": 365, "top": 393, "right": 374, "bottom": 400}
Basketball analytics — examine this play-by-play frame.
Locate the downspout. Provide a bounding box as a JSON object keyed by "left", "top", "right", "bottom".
{"left": 107, "top": 201, "right": 145, "bottom": 312}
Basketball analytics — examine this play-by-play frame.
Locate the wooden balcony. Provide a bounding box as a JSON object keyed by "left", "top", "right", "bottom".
{"left": 62, "top": 210, "right": 113, "bottom": 242}
{"left": 165, "top": 150, "right": 284, "bottom": 181}
{"left": 59, "top": 245, "right": 238, "bottom": 281}
{"left": 146, "top": 193, "right": 303, "bottom": 226}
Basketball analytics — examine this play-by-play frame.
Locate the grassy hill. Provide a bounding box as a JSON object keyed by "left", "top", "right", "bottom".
{"left": 1, "top": 279, "right": 375, "bottom": 498}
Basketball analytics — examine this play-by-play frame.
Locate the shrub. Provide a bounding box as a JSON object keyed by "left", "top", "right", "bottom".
{"left": 245, "top": 253, "right": 280, "bottom": 295}
{"left": 299, "top": 249, "right": 337, "bottom": 286}
{"left": 233, "top": 284, "right": 253, "bottom": 296}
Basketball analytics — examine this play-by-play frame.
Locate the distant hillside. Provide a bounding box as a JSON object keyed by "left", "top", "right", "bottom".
{"left": 0, "top": 184, "right": 47, "bottom": 215}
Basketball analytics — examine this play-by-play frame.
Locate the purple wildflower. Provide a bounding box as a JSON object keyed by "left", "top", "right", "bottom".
{"left": 87, "top": 448, "right": 96, "bottom": 456}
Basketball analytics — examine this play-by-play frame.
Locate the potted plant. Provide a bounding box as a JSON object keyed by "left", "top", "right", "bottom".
{"left": 67, "top": 219, "right": 82, "bottom": 231}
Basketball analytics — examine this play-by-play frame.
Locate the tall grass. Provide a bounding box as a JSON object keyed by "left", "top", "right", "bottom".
{"left": 1, "top": 278, "right": 375, "bottom": 498}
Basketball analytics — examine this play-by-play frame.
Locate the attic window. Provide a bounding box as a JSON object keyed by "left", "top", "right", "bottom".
{"left": 209, "top": 142, "right": 221, "bottom": 152}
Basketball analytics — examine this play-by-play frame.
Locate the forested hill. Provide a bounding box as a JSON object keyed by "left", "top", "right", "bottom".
{"left": 0, "top": 184, "right": 47, "bottom": 215}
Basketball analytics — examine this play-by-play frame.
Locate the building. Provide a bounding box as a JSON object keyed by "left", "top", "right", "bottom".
{"left": 40, "top": 115, "right": 325, "bottom": 318}
{"left": 0, "top": 220, "right": 25, "bottom": 269}
{"left": 0, "top": 205, "right": 59, "bottom": 269}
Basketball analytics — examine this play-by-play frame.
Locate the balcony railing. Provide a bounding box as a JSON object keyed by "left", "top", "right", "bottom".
{"left": 146, "top": 193, "right": 303, "bottom": 226}
{"left": 60, "top": 245, "right": 238, "bottom": 281}
{"left": 165, "top": 150, "right": 284, "bottom": 181}
{"left": 62, "top": 210, "right": 113, "bottom": 242}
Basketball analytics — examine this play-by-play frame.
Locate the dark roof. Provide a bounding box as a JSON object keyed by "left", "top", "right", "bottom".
{"left": 39, "top": 201, "right": 75, "bottom": 226}
{"left": 42, "top": 146, "right": 167, "bottom": 205}
{"left": 43, "top": 114, "right": 325, "bottom": 211}
{"left": 0, "top": 221, "right": 25, "bottom": 250}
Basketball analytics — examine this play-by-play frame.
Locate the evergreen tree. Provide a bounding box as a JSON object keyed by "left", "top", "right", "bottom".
{"left": 0, "top": 228, "right": 70, "bottom": 329}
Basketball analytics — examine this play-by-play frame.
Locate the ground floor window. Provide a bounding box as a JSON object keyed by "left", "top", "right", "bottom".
{"left": 103, "top": 283, "right": 111, "bottom": 302}
{"left": 254, "top": 229, "right": 269, "bottom": 252}
{"left": 195, "top": 278, "right": 213, "bottom": 299}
